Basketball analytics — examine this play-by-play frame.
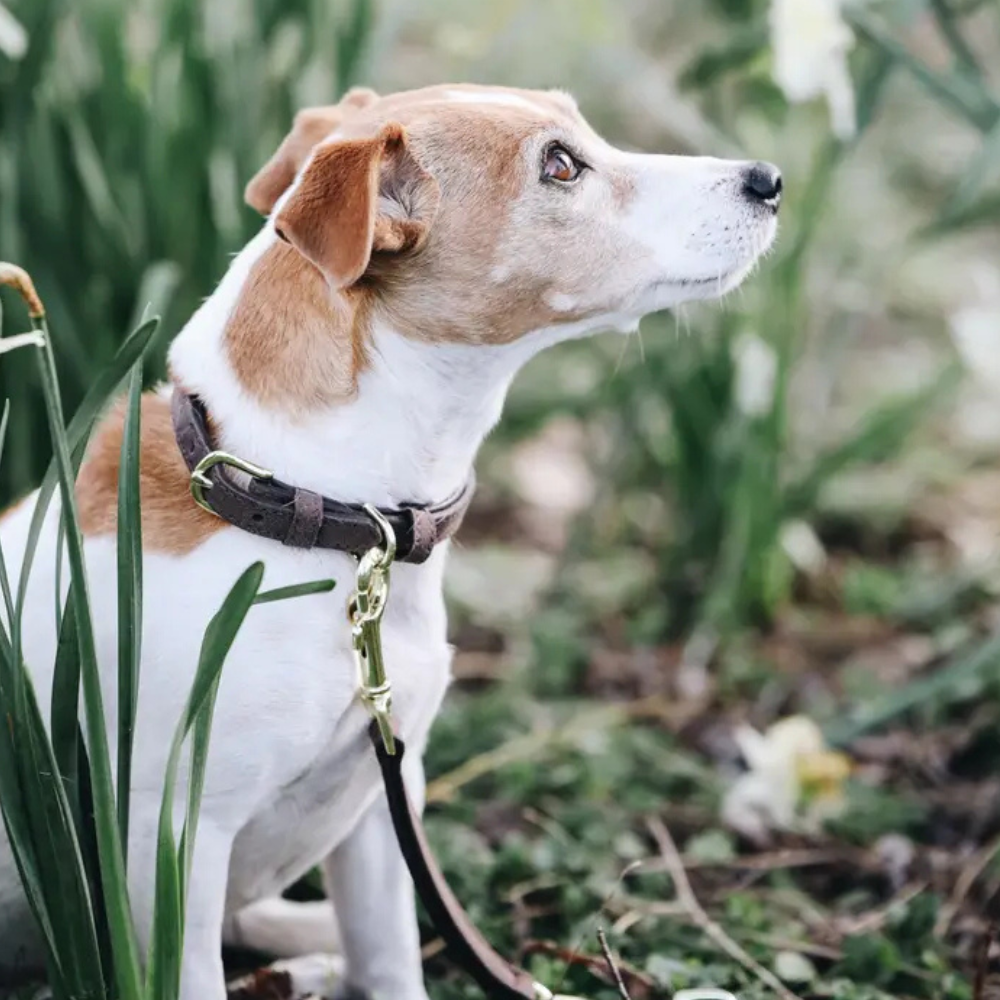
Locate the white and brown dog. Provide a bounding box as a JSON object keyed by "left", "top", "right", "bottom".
{"left": 0, "top": 84, "right": 780, "bottom": 1000}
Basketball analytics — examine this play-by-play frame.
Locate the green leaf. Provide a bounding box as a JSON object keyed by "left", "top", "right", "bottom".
{"left": 847, "top": 7, "right": 999, "bottom": 133}
{"left": 15, "top": 316, "right": 159, "bottom": 626}
{"left": 116, "top": 358, "right": 144, "bottom": 863}
{"left": 147, "top": 562, "right": 264, "bottom": 1000}
{"left": 827, "top": 628, "right": 1000, "bottom": 746}
{"left": 50, "top": 584, "right": 81, "bottom": 808}
{"left": 678, "top": 24, "right": 768, "bottom": 90}
{"left": 252, "top": 578, "right": 336, "bottom": 605}
{"left": 939, "top": 116, "right": 1000, "bottom": 223}
{"left": 785, "top": 364, "right": 962, "bottom": 517}
{"left": 32, "top": 313, "right": 143, "bottom": 1000}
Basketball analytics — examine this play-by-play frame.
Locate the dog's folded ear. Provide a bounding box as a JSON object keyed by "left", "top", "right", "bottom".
{"left": 245, "top": 107, "right": 343, "bottom": 217}
{"left": 244, "top": 88, "right": 381, "bottom": 216}
{"left": 273, "top": 123, "right": 440, "bottom": 288}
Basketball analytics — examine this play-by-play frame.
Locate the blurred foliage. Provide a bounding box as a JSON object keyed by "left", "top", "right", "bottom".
{"left": 0, "top": 0, "right": 371, "bottom": 500}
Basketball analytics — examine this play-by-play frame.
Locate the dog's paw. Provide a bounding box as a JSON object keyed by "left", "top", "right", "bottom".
{"left": 227, "top": 953, "right": 346, "bottom": 1000}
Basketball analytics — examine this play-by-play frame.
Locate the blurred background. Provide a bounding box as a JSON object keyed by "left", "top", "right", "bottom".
{"left": 2, "top": 0, "right": 1000, "bottom": 997}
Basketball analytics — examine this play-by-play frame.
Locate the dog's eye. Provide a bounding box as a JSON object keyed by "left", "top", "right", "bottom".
{"left": 541, "top": 144, "right": 582, "bottom": 183}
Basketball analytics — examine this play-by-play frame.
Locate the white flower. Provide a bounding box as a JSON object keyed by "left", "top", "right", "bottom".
{"left": 949, "top": 270, "right": 1000, "bottom": 388}
{"left": 732, "top": 332, "right": 777, "bottom": 418}
{"left": 721, "top": 715, "right": 851, "bottom": 843}
{"left": 951, "top": 303, "right": 1000, "bottom": 386}
{"left": 0, "top": 3, "right": 27, "bottom": 60}
{"left": 769, "top": 0, "right": 857, "bottom": 138}
{"left": 780, "top": 519, "right": 827, "bottom": 575}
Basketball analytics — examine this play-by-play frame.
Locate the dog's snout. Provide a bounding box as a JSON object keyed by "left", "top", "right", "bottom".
{"left": 742, "top": 161, "right": 782, "bottom": 206}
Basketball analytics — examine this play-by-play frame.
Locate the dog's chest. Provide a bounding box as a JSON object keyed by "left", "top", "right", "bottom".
{"left": 225, "top": 568, "right": 453, "bottom": 907}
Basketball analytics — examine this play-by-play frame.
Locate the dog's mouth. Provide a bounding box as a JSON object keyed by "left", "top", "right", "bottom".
{"left": 654, "top": 262, "right": 756, "bottom": 296}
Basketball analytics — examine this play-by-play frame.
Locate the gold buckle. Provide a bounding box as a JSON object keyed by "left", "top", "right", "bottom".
{"left": 351, "top": 505, "right": 398, "bottom": 754}
{"left": 189, "top": 450, "right": 274, "bottom": 515}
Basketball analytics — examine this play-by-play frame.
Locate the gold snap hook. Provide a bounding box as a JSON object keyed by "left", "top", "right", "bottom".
{"left": 351, "top": 504, "right": 399, "bottom": 755}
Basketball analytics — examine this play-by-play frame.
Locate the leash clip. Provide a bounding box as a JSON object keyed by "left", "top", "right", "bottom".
{"left": 351, "top": 504, "right": 398, "bottom": 755}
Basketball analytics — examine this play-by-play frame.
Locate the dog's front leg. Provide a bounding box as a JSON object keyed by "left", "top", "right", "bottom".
{"left": 132, "top": 809, "right": 234, "bottom": 1000}
{"left": 323, "top": 756, "right": 428, "bottom": 1000}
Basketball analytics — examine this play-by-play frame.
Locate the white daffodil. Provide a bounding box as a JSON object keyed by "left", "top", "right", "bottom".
{"left": 769, "top": 0, "right": 858, "bottom": 139}
{"left": 721, "top": 715, "right": 851, "bottom": 843}
{"left": 780, "top": 519, "right": 827, "bottom": 576}
{"left": 732, "top": 331, "right": 778, "bottom": 418}
{"left": 950, "top": 269, "right": 1000, "bottom": 388}
{"left": 0, "top": 3, "right": 27, "bottom": 60}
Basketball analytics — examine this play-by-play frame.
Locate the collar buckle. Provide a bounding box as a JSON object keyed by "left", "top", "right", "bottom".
{"left": 189, "top": 450, "right": 274, "bottom": 515}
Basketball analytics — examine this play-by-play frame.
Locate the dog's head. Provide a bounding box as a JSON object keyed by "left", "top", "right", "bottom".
{"left": 245, "top": 84, "right": 779, "bottom": 346}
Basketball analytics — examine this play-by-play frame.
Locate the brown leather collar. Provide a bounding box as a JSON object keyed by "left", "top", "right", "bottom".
{"left": 171, "top": 388, "right": 474, "bottom": 563}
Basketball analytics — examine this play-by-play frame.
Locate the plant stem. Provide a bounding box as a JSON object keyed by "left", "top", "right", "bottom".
{"left": 33, "top": 313, "right": 143, "bottom": 1000}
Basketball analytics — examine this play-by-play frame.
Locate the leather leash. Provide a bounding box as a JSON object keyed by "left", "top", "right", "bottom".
{"left": 370, "top": 722, "right": 550, "bottom": 1000}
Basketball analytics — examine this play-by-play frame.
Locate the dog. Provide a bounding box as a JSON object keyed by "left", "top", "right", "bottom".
{"left": 0, "top": 84, "right": 780, "bottom": 1000}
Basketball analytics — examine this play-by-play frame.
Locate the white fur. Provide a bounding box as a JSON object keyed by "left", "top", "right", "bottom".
{"left": 0, "top": 91, "right": 779, "bottom": 1000}
{"left": 444, "top": 89, "right": 545, "bottom": 112}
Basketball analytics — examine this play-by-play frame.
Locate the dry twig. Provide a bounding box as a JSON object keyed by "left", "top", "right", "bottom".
{"left": 645, "top": 815, "right": 803, "bottom": 1000}
{"left": 839, "top": 881, "right": 928, "bottom": 936}
{"left": 597, "top": 927, "right": 632, "bottom": 1000}
{"left": 0, "top": 262, "right": 45, "bottom": 318}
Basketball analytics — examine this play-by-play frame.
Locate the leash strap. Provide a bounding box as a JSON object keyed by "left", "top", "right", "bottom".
{"left": 369, "top": 722, "right": 549, "bottom": 1000}
{"left": 170, "top": 387, "right": 474, "bottom": 563}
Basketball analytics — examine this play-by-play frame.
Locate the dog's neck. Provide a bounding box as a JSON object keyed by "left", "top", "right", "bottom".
{"left": 169, "top": 228, "right": 589, "bottom": 508}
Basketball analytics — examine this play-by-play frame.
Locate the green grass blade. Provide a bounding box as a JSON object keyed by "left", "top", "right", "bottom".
{"left": 847, "top": 6, "right": 1000, "bottom": 133}
{"left": 785, "top": 364, "right": 962, "bottom": 517}
{"left": 50, "top": 584, "right": 80, "bottom": 804}
{"left": 147, "top": 561, "right": 264, "bottom": 1000}
{"left": 826, "top": 628, "right": 1000, "bottom": 746}
{"left": 15, "top": 677, "right": 106, "bottom": 994}
{"left": 939, "top": 116, "right": 1000, "bottom": 223}
{"left": 252, "top": 578, "right": 336, "bottom": 605}
{"left": 0, "top": 400, "right": 16, "bottom": 627}
{"left": 15, "top": 316, "right": 159, "bottom": 628}
{"left": 928, "top": 0, "right": 984, "bottom": 77}
{"left": 116, "top": 359, "right": 143, "bottom": 863}
{"left": 32, "top": 313, "right": 143, "bottom": 1000}
{"left": 0, "top": 527, "right": 104, "bottom": 996}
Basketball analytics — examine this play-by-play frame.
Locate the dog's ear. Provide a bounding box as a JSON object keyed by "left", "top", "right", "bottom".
{"left": 244, "top": 89, "right": 381, "bottom": 216}
{"left": 274, "top": 123, "right": 439, "bottom": 288}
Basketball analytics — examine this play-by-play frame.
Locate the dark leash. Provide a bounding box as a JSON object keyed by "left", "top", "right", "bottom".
{"left": 370, "top": 723, "right": 550, "bottom": 1000}
{"left": 171, "top": 386, "right": 556, "bottom": 999}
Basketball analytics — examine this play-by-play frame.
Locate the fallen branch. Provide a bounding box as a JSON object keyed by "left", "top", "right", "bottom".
{"left": 646, "top": 815, "right": 804, "bottom": 1000}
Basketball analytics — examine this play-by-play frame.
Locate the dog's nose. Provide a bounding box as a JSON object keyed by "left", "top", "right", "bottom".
{"left": 742, "top": 161, "right": 782, "bottom": 205}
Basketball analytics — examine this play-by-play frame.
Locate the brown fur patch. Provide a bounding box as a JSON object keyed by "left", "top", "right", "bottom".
{"left": 0, "top": 494, "right": 29, "bottom": 526}
{"left": 225, "top": 242, "right": 369, "bottom": 415}
{"left": 77, "top": 393, "right": 226, "bottom": 554}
